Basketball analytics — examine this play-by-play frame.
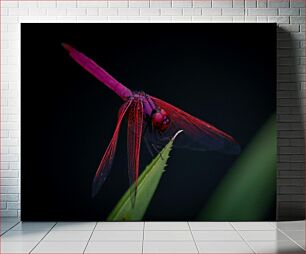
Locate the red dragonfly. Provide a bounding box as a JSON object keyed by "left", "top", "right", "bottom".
{"left": 62, "top": 44, "right": 240, "bottom": 202}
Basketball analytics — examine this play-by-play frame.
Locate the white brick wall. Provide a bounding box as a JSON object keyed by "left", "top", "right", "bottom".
{"left": 0, "top": 0, "right": 305, "bottom": 219}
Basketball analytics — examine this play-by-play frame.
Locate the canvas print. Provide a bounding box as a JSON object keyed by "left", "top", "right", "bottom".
{"left": 21, "top": 24, "right": 276, "bottom": 221}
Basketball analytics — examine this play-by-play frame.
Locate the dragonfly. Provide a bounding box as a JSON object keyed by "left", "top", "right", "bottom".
{"left": 62, "top": 44, "right": 240, "bottom": 203}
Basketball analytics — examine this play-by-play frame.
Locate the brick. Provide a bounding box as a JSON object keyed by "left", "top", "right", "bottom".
{"left": 278, "top": 179, "right": 305, "bottom": 186}
{"left": 193, "top": 0, "right": 212, "bottom": 7}
{"left": 140, "top": 8, "right": 160, "bottom": 16}
{"left": 77, "top": 1, "right": 107, "bottom": 8}
{"left": 29, "top": 8, "right": 47, "bottom": 16}
{"left": 9, "top": 8, "right": 29, "bottom": 16}
{"left": 150, "top": 16, "right": 172, "bottom": 21}
{"left": 257, "top": 0, "right": 267, "bottom": 8}
{"left": 222, "top": 8, "right": 245, "bottom": 15}
{"left": 279, "top": 171, "right": 305, "bottom": 178}
{"left": 108, "top": 0, "right": 128, "bottom": 8}
{"left": 1, "top": 210, "right": 18, "bottom": 217}
{"left": 279, "top": 186, "right": 304, "bottom": 194}
{"left": 7, "top": 202, "right": 20, "bottom": 209}
{"left": 291, "top": 139, "right": 305, "bottom": 146}
{"left": 290, "top": 0, "right": 305, "bottom": 7}
{"left": 192, "top": 16, "right": 212, "bottom": 21}
{"left": 247, "top": 8, "right": 278, "bottom": 15}
{"left": 257, "top": 16, "right": 268, "bottom": 22}
{"left": 86, "top": 8, "right": 99, "bottom": 16}
{"left": 19, "top": 1, "right": 38, "bottom": 8}
{"left": 99, "top": 8, "right": 118, "bottom": 16}
{"left": 278, "top": 195, "right": 304, "bottom": 201}
{"left": 1, "top": 202, "right": 7, "bottom": 209}
{"left": 172, "top": 16, "right": 192, "bottom": 21}
{"left": 127, "top": 16, "right": 150, "bottom": 21}
{"left": 183, "top": 8, "right": 202, "bottom": 15}
{"left": 212, "top": 16, "right": 233, "bottom": 22}
{"left": 279, "top": 146, "right": 304, "bottom": 154}
{"left": 245, "top": 0, "right": 256, "bottom": 7}
{"left": 172, "top": 0, "right": 192, "bottom": 7}
{"left": 278, "top": 8, "right": 300, "bottom": 15}
{"left": 268, "top": 0, "right": 290, "bottom": 8}
{"left": 161, "top": 8, "right": 183, "bottom": 16}
{"left": 279, "top": 130, "right": 304, "bottom": 138}
{"left": 67, "top": 8, "right": 86, "bottom": 16}
{"left": 118, "top": 8, "right": 140, "bottom": 16}
{"left": 0, "top": 170, "right": 19, "bottom": 178}
{"left": 47, "top": 8, "right": 67, "bottom": 16}
{"left": 290, "top": 16, "right": 305, "bottom": 24}
{"left": 202, "top": 8, "right": 222, "bottom": 15}
{"left": 150, "top": 0, "right": 171, "bottom": 7}
{"left": 212, "top": 0, "right": 233, "bottom": 8}
{"left": 278, "top": 24, "right": 300, "bottom": 32}
{"left": 233, "top": 16, "right": 245, "bottom": 22}
{"left": 0, "top": 194, "right": 19, "bottom": 202}
{"left": 0, "top": 178, "right": 18, "bottom": 186}
{"left": 1, "top": 186, "right": 19, "bottom": 194}
{"left": 38, "top": 1, "right": 56, "bottom": 8}
{"left": 56, "top": 1, "right": 77, "bottom": 8}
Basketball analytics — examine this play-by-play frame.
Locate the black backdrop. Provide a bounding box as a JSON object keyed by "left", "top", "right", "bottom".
{"left": 21, "top": 24, "right": 276, "bottom": 221}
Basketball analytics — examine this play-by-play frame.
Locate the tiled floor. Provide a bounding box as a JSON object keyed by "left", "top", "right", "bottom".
{"left": 0, "top": 219, "right": 304, "bottom": 253}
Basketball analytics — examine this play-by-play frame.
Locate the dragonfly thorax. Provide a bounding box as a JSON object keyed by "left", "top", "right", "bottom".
{"left": 152, "top": 108, "right": 170, "bottom": 132}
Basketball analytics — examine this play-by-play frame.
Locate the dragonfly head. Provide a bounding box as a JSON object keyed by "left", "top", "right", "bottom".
{"left": 152, "top": 108, "right": 170, "bottom": 132}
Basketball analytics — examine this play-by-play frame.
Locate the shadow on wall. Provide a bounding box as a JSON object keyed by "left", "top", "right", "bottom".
{"left": 276, "top": 27, "right": 305, "bottom": 221}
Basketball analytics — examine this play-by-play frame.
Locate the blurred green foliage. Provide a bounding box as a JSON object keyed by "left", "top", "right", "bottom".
{"left": 198, "top": 115, "right": 276, "bottom": 221}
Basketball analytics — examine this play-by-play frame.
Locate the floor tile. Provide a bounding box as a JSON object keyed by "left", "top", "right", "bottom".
{"left": 0, "top": 241, "right": 37, "bottom": 253}
{"left": 144, "top": 230, "right": 193, "bottom": 241}
{"left": 143, "top": 241, "right": 198, "bottom": 253}
{"left": 249, "top": 240, "right": 304, "bottom": 253}
{"left": 192, "top": 230, "right": 242, "bottom": 241}
{"left": 1, "top": 218, "right": 20, "bottom": 223}
{"left": 95, "top": 222, "right": 143, "bottom": 231}
{"left": 189, "top": 222, "right": 234, "bottom": 231}
{"left": 32, "top": 241, "right": 87, "bottom": 253}
{"left": 42, "top": 230, "right": 92, "bottom": 241}
{"left": 276, "top": 221, "right": 305, "bottom": 231}
{"left": 239, "top": 230, "right": 290, "bottom": 241}
{"left": 1, "top": 221, "right": 21, "bottom": 233}
{"left": 52, "top": 222, "right": 96, "bottom": 230}
{"left": 0, "top": 230, "right": 47, "bottom": 242}
{"left": 197, "top": 241, "right": 253, "bottom": 253}
{"left": 11, "top": 222, "right": 55, "bottom": 231}
{"left": 85, "top": 241, "right": 142, "bottom": 253}
{"left": 90, "top": 230, "right": 143, "bottom": 241}
{"left": 145, "top": 222, "right": 190, "bottom": 230}
{"left": 232, "top": 222, "right": 276, "bottom": 230}
{"left": 282, "top": 230, "right": 305, "bottom": 249}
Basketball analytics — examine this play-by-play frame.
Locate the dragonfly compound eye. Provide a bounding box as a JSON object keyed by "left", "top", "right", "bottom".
{"left": 152, "top": 109, "right": 171, "bottom": 132}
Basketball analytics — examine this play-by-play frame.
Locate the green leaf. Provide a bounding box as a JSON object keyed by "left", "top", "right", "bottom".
{"left": 107, "top": 130, "right": 183, "bottom": 221}
{"left": 198, "top": 114, "right": 276, "bottom": 221}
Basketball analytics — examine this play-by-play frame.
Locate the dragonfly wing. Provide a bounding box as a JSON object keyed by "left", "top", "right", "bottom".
{"left": 92, "top": 99, "right": 132, "bottom": 197}
{"left": 150, "top": 96, "right": 240, "bottom": 154}
{"left": 127, "top": 99, "right": 144, "bottom": 205}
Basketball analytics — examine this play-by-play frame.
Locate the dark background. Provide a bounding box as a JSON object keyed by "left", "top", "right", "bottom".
{"left": 21, "top": 24, "right": 276, "bottom": 221}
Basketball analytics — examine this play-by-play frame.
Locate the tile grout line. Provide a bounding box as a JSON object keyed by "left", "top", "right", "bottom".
{"left": 141, "top": 222, "right": 145, "bottom": 254}
{"left": 229, "top": 222, "right": 256, "bottom": 254}
{"left": 0, "top": 220, "right": 20, "bottom": 236}
{"left": 29, "top": 222, "right": 58, "bottom": 254}
{"left": 83, "top": 221, "right": 98, "bottom": 254}
{"left": 276, "top": 227, "right": 305, "bottom": 251}
{"left": 187, "top": 221, "right": 200, "bottom": 254}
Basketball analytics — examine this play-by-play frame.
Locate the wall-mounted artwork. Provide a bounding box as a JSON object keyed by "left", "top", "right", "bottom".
{"left": 21, "top": 24, "right": 276, "bottom": 221}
